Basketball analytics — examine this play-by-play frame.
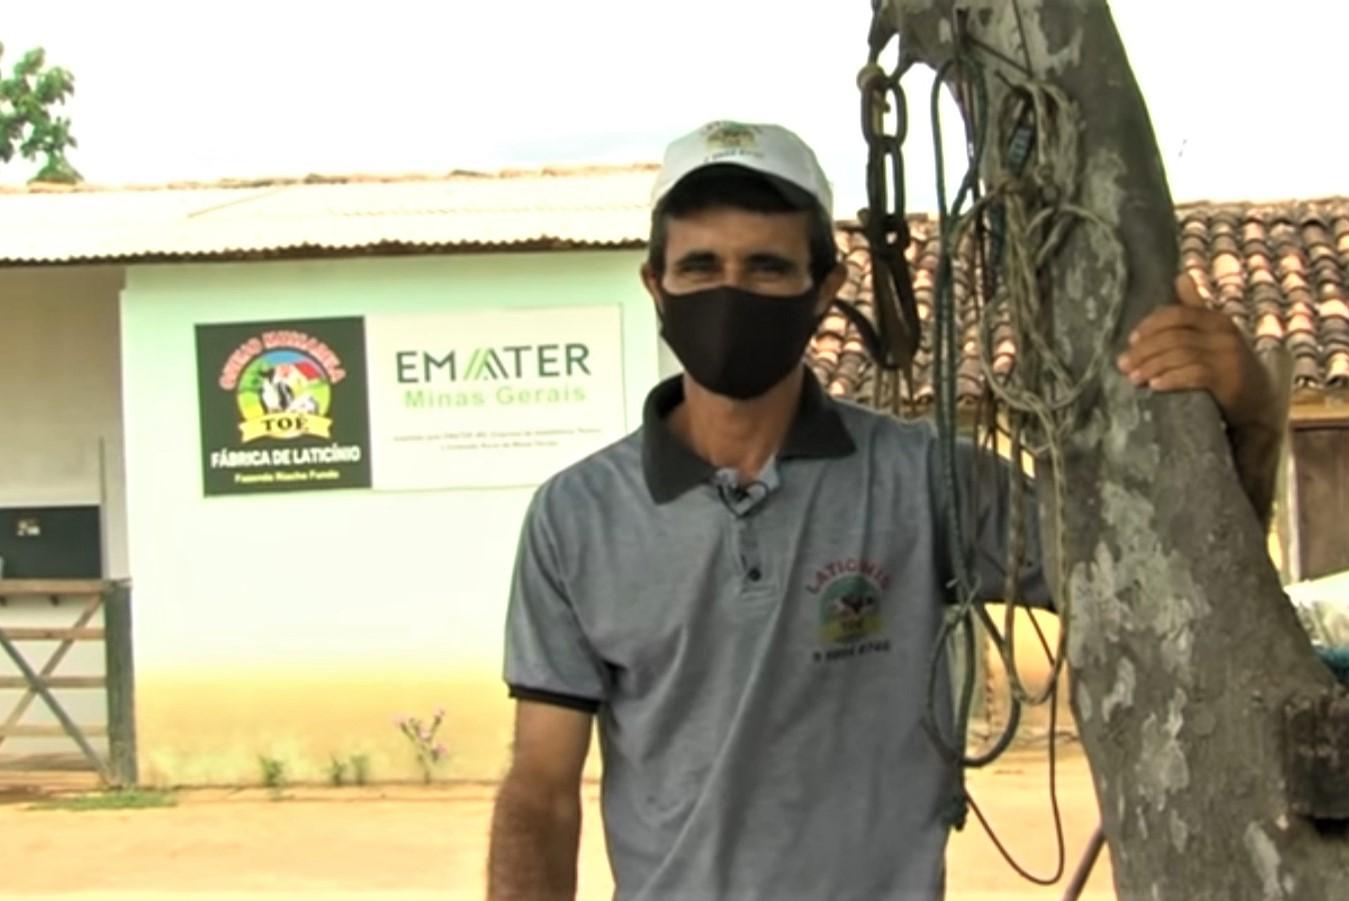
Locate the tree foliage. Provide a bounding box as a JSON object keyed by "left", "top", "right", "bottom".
{"left": 0, "top": 42, "right": 80, "bottom": 183}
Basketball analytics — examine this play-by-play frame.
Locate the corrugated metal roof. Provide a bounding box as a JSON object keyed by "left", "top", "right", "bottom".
{"left": 0, "top": 166, "right": 660, "bottom": 265}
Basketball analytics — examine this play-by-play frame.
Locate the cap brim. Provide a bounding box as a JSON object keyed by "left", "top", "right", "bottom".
{"left": 656, "top": 163, "right": 826, "bottom": 218}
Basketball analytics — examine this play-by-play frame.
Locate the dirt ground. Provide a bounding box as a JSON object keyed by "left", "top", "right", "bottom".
{"left": 0, "top": 743, "right": 1113, "bottom": 900}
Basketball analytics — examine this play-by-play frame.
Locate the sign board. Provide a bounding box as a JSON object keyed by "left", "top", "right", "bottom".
{"left": 195, "top": 307, "right": 626, "bottom": 495}
{"left": 365, "top": 306, "right": 627, "bottom": 489}
{"left": 195, "top": 317, "right": 373, "bottom": 495}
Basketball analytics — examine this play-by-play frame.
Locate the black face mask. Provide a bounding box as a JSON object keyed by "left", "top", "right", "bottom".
{"left": 659, "top": 284, "right": 822, "bottom": 400}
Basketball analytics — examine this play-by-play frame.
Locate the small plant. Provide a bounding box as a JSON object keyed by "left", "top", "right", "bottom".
{"left": 395, "top": 708, "right": 449, "bottom": 785}
{"left": 327, "top": 755, "right": 349, "bottom": 787}
{"left": 349, "top": 753, "right": 371, "bottom": 786}
{"left": 257, "top": 755, "right": 287, "bottom": 796}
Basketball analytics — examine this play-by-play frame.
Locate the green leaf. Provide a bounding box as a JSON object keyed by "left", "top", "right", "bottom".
{"left": 16, "top": 48, "right": 45, "bottom": 76}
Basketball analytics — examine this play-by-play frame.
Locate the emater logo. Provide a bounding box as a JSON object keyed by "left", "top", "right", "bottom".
{"left": 395, "top": 343, "right": 591, "bottom": 383}
{"left": 394, "top": 343, "right": 594, "bottom": 409}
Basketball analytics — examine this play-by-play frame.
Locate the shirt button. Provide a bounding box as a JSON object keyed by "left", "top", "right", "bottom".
{"left": 747, "top": 567, "right": 763, "bottom": 582}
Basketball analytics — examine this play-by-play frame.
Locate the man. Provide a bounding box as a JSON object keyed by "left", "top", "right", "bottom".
{"left": 487, "top": 121, "right": 1282, "bottom": 900}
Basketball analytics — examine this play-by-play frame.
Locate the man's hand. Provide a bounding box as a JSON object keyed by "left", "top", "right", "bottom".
{"left": 1117, "top": 273, "right": 1275, "bottom": 431}
{"left": 1117, "top": 272, "right": 1289, "bottom": 526}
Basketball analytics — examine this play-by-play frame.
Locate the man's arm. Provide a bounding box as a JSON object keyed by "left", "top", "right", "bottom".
{"left": 488, "top": 700, "right": 593, "bottom": 901}
{"left": 1225, "top": 345, "right": 1292, "bottom": 529}
{"left": 1118, "top": 273, "right": 1291, "bottom": 526}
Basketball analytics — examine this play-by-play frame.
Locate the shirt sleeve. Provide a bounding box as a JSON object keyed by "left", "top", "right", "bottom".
{"left": 931, "top": 435, "right": 1053, "bottom": 610}
{"left": 503, "top": 487, "right": 608, "bottom": 713}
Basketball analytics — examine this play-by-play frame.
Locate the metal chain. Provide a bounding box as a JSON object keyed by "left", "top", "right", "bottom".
{"left": 847, "top": 0, "right": 922, "bottom": 391}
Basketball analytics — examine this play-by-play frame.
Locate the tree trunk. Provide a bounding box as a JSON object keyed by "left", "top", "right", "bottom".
{"left": 887, "top": 1, "right": 1349, "bottom": 897}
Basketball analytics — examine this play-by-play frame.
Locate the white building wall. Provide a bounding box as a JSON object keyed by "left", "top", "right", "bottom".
{"left": 118, "top": 250, "right": 656, "bottom": 783}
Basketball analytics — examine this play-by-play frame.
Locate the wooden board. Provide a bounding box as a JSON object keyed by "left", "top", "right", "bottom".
{"left": 0, "top": 627, "right": 104, "bottom": 641}
{"left": 1290, "top": 401, "right": 1349, "bottom": 425}
{"left": 0, "top": 724, "right": 108, "bottom": 738}
{"left": 0, "top": 752, "right": 101, "bottom": 773}
{"left": 0, "top": 580, "right": 108, "bottom": 597}
{"left": 0, "top": 676, "right": 105, "bottom": 690}
{"left": 1292, "top": 426, "right": 1349, "bottom": 580}
{"left": 1284, "top": 692, "right": 1349, "bottom": 820}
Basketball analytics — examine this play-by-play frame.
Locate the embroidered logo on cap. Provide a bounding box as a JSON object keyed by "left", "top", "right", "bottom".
{"left": 702, "top": 121, "right": 760, "bottom": 152}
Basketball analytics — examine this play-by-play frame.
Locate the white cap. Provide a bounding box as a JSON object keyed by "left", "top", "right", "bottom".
{"left": 651, "top": 121, "right": 833, "bottom": 219}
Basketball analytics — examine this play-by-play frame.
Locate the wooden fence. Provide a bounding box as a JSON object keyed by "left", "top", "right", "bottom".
{"left": 0, "top": 580, "right": 136, "bottom": 787}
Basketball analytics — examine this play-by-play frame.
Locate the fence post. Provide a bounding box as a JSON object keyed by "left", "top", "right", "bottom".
{"left": 103, "top": 580, "right": 137, "bottom": 788}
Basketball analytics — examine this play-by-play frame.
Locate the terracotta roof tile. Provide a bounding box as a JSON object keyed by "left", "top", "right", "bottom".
{"left": 810, "top": 198, "right": 1349, "bottom": 407}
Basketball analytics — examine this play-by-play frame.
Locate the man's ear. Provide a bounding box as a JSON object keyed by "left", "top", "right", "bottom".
{"left": 641, "top": 262, "right": 664, "bottom": 316}
{"left": 815, "top": 262, "right": 847, "bottom": 317}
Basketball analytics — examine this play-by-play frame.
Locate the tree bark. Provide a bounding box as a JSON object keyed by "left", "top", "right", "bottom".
{"left": 887, "top": 1, "right": 1349, "bottom": 897}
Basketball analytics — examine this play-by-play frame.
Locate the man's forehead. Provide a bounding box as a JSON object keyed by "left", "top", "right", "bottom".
{"left": 662, "top": 207, "right": 812, "bottom": 248}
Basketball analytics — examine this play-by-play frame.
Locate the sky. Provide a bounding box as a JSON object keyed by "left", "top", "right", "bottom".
{"left": 3, "top": 0, "right": 1346, "bottom": 214}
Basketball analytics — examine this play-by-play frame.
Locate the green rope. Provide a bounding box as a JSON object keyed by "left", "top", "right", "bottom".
{"left": 951, "top": 77, "right": 1128, "bottom": 706}
{"left": 921, "top": 9, "right": 1128, "bottom": 801}
{"left": 926, "top": 47, "right": 1030, "bottom": 775}
{"left": 902, "top": 6, "right": 1130, "bottom": 888}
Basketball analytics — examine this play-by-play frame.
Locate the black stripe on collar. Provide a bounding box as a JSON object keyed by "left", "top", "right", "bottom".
{"left": 640, "top": 368, "right": 855, "bottom": 504}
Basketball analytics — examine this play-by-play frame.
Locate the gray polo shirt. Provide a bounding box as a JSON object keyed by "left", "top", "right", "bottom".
{"left": 504, "top": 371, "right": 1045, "bottom": 901}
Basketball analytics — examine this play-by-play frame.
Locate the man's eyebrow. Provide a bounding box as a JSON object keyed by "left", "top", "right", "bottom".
{"left": 745, "top": 252, "right": 799, "bottom": 270}
{"left": 673, "top": 250, "right": 720, "bottom": 268}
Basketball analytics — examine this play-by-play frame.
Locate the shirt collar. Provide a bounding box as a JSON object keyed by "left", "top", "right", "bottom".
{"left": 640, "top": 368, "right": 856, "bottom": 504}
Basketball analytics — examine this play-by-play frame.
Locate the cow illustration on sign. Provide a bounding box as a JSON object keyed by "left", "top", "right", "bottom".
{"left": 257, "top": 361, "right": 322, "bottom": 415}
{"left": 236, "top": 349, "right": 334, "bottom": 441}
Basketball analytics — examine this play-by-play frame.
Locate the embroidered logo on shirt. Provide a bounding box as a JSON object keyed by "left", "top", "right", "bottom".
{"left": 808, "top": 559, "right": 893, "bottom": 663}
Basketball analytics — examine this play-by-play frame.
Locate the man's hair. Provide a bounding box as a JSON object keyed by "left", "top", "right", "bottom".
{"left": 647, "top": 164, "right": 839, "bottom": 285}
